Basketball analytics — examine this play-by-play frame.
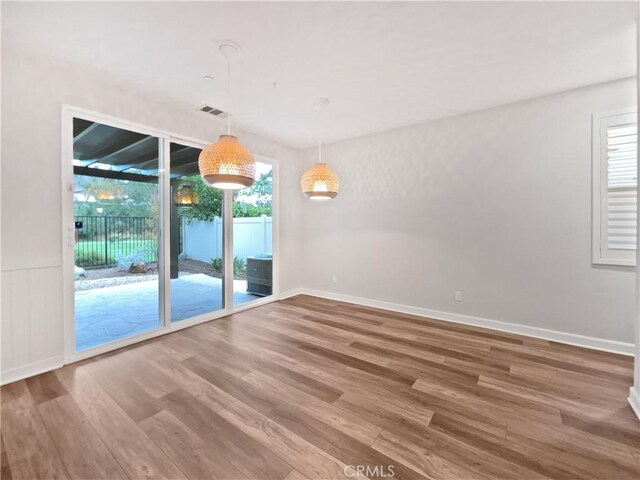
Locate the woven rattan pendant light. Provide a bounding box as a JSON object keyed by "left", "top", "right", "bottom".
{"left": 199, "top": 42, "right": 255, "bottom": 190}
{"left": 173, "top": 184, "right": 199, "bottom": 206}
{"left": 301, "top": 99, "right": 339, "bottom": 200}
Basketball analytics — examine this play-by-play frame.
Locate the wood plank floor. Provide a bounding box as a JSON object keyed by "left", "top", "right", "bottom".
{"left": 1, "top": 295, "right": 639, "bottom": 480}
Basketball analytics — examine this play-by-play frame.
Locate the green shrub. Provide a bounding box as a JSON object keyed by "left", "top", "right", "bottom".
{"left": 75, "top": 252, "right": 104, "bottom": 267}
{"left": 208, "top": 257, "right": 246, "bottom": 276}
{"left": 210, "top": 257, "right": 223, "bottom": 273}
{"left": 233, "top": 256, "right": 246, "bottom": 276}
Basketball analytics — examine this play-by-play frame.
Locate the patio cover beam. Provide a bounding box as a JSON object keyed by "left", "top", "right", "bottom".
{"left": 73, "top": 166, "right": 158, "bottom": 184}
{"left": 114, "top": 145, "right": 195, "bottom": 173}
{"left": 169, "top": 162, "right": 200, "bottom": 178}
{"left": 73, "top": 121, "right": 101, "bottom": 142}
{"left": 85, "top": 134, "right": 155, "bottom": 167}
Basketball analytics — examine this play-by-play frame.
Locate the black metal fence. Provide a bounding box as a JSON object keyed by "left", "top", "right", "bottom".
{"left": 75, "top": 215, "right": 158, "bottom": 268}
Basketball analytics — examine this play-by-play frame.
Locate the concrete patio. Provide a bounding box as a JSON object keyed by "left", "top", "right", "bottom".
{"left": 75, "top": 274, "right": 259, "bottom": 350}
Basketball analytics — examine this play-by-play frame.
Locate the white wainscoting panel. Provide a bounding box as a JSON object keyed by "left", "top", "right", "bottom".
{"left": 1, "top": 266, "right": 64, "bottom": 385}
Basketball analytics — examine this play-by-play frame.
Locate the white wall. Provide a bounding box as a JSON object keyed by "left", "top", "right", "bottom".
{"left": 301, "top": 78, "right": 637, "bottom": 346}
{"left": 2, "top": 47, "right": 637, "bottom": 383}
{"left": 0, "top": 48, "right": 304, "bottom": 382}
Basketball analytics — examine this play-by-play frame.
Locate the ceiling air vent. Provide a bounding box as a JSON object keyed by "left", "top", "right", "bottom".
{"left": 199, "top": 105, "right": 226, "bottom": 117}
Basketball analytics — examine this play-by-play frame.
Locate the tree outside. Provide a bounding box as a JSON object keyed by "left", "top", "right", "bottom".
{"left": 74, "top": 171, "right": 273, "bottom": 221}
{"left": 185, "top": 170, "right": 272, "bottom": 221}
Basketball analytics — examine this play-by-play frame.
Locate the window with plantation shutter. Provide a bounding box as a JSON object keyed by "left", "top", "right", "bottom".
{"left": 593, "top": 108, "right": 637, "bottom": 266}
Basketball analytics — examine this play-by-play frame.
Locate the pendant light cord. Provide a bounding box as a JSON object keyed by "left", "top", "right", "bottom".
{"left": 318, "top": 106, "right": 322, "bottom": 164}
{"left": 226, "top": 57, "right": 231, "bottom": 135}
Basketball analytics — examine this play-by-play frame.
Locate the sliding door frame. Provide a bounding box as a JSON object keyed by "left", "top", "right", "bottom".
{"left": 61, "top": 105, "right": 280, "bottom": 364}
{"left": 230, "top": 155, "right": 280, "bottom": 312}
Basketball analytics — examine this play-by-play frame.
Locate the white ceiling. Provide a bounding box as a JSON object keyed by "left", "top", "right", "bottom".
{"left": 3, "top": 1, "right": 637, "bottom": 148}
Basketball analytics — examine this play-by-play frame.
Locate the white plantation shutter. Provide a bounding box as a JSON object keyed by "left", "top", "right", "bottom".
{"left": 606, "top": 123, "right": 637, "bottom": 250}
{"left": 593, "top": 108, "right": 638, "bottom": 266}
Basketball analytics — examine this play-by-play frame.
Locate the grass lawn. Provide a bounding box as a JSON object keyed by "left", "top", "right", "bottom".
{"left": 75, "top": 239, "right": 157, "bottom": 267}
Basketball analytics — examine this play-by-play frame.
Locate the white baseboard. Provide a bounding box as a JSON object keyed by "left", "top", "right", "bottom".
{"left": 629, "top": 387, "right": 640, "bottom": 421}
{"left": 2, "top": 289, "right": 631, "bottom": 386}
{"left": 279, "top": 288, "right": 304, "bottom": 300}
{"left": 1, "top": 356, "right": 64, "bottom": 386}
{"left": 295, "top": 288, "right": 635, "bottom": 356}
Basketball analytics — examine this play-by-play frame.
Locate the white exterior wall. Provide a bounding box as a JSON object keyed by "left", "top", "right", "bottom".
{"left": 182, "top": 217, "right": 272, "bottom": 262}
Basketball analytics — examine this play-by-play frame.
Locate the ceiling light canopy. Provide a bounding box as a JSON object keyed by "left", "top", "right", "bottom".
{"left": 199, "top": 41, "right": 255, "bottom": 190}
{"left": 301, "top": 98, "right": 339, "bottom": 200}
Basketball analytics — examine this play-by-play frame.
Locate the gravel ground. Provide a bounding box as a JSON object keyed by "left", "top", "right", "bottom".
{"left": 76, "top": 273, "right": 162, "bottom": 291}
{"left": 80, "top": 264, "right": 159, "bottom": 280}
{"left": 74, "top": 258, "right": 242, "bottom": 291}
{"left": 179, "top": 258, "right": 220, "bottom": 278}
{"left": 180, "top": 258, "right": 247, "bottom": 280}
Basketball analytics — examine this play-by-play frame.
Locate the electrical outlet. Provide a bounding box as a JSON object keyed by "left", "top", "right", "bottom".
{"left": 455, "top": 291, "right": 463, "bottom": 302}
{"left": 332, "top": 275, "right": 338, "bottom": 283}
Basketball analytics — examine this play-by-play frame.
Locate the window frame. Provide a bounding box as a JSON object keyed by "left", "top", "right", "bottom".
{"left": 592, "top": 106, "right": 638, "bottom": 267}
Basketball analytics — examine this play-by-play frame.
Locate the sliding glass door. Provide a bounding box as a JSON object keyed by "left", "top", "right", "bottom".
{"left": 233, "top": 160, "right": 274, "bottom": 306}
{"left": 169, "top": 142, "right": 225, "bottom": 322}
{"left": 65, "top": 109, "right": 277, "bottom": 359}
{"left": 72, "top": 119, "right": 162, "bottom": 351}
